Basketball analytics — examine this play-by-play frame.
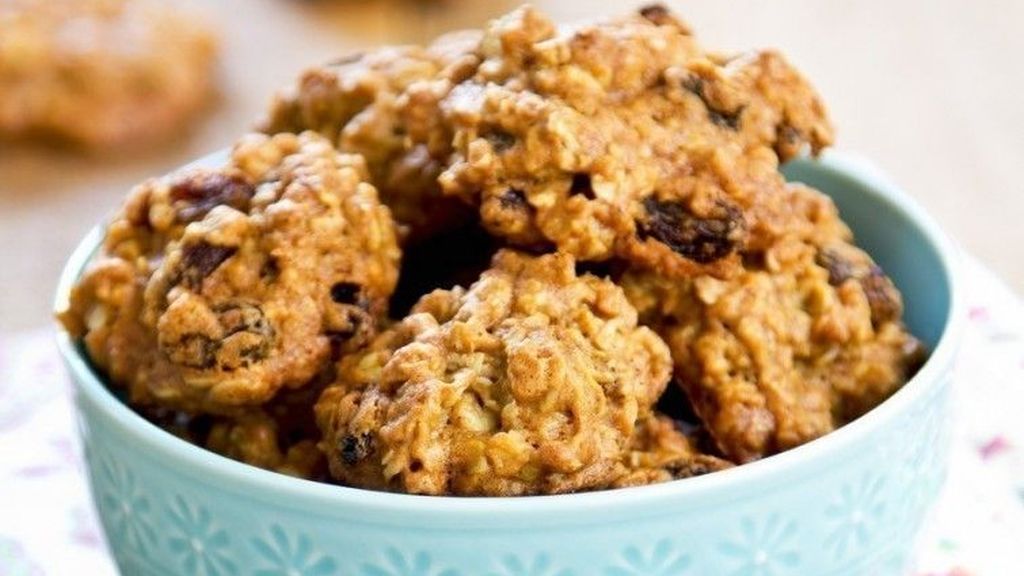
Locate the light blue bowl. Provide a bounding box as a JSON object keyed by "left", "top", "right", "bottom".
{"left": 56, "top": 151, "right": 964, "bottom": 576}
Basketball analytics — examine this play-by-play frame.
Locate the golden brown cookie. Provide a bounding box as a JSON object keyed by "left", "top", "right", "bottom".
{"left": 0, "top": 0, "right": 217, "bottom": 148}
{"left": 611, "top": 414, "right": 732, "bottom": 488}
{"left": 59, "top": 132, "right": 401, "bottom": 413}
{"left": 59, "top": 4, "right": 925, "bottom": 496}
{"left": 314, "top": 250, "right": 673, "bottom": 495}
{"left": 205, "top": 412, "right": 325, "bottom": 480}
{"left": 143, "top": 385, "right": 327, "bottom": 480}
{"left": 437, "top": 5, "right": 833, "bottom": 278}
{"left": 263, "top": 6, "right": 831, "bottom": 275}
{"left": 621, "top": 189, "right": 923, "bottom": 463}
{"left": 261, "top": 31, "right": 482, "bottom": 241}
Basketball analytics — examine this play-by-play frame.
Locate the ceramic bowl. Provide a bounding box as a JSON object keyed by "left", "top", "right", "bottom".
{"left": 56, "top": 151, "right": 964, "bottom": 576}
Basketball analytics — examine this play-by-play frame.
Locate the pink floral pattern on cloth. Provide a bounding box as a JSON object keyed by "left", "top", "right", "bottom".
{"left": 0, "top": 256, "right": 1020, "bottom": 575}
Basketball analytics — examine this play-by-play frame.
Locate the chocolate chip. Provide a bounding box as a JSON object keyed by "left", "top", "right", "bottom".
{"left": 330, "top": 282, "right": 362, "bottom": 305}
{"left": 815, "top": 248, "right": 856, "bottom": 286}
{"left": 861, "top": 267, "right": 902, "bottom": 326}
{"left": 339, "top": 433, "right": 374, "bottom": 465}
{"left": 170, "top": 173, "right": 255, "bottom": 223}
{"left": 178, "top": 243, "right": 237, "bottom": 290}
{"left": 499, "top": 188, "right": 528, "bottom": 210}
{"left": 639, "top": 3, "right": 672, "bottom": 25}
{"left": 569, "top": 173, "right": 596, "bottom": 200}
{"left": 637, "top": 197, "right": 743, "bottom": 263}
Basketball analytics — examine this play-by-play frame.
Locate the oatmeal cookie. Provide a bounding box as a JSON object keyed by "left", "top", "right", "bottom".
{"left": 206, "top": 411, "right": 325, "bottom": 480}
{"left": 314, "top": 250, "right": 673, "bottom": 495}
{"left": 0, "top": 0, "right": 216, "bottom": 148}
{"left": 612, "top": 414, "right": 732, "bottom": 488}
{"left": 262, "top": 5, "right": 831, "bottom": 275}
{"left": 59, "top": 132, "right": 401, "bottom": 413}
{"left": 437, "top": 5, "right": 833, "bottom": 278}
{"left": 261, "top": 31, "right": 481, "bottom": 241}
{"left": 144, "top": 386, "right": 326, "bottom": 480}
{"left": 206, "top": 413, "right": 323, "bottom": 479}
{"left": 621, "top": 201, "right": 923, "bottom": 462}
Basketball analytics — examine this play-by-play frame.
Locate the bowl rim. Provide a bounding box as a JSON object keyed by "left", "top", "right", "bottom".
{"left": 55, "top": 150, "right": 966, "bottom": 517}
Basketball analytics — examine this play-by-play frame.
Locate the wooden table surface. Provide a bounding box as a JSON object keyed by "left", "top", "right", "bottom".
{"left": 1, "top": 0, "right": 1020, "bottom": 332}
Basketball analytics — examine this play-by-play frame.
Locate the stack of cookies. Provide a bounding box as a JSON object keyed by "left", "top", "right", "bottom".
{"left": 59, "top": 5, "right": 922, "bottom": 495}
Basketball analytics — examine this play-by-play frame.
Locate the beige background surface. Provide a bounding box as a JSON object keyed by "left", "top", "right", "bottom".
{"left": 1, "top": 0, "right": 1020, "bottom": 332}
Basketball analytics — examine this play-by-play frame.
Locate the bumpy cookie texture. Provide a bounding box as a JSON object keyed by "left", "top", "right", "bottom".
{"left": 315, "top": 250, "right": 674, "bottom": 495}
{"left": 143, "top": 386, "right": 327, "bottom": 480}
{"left": 261, "top": 32, "right": 482, "bottom": 241}
{"left": 261, "top": 4, "right": 832, "bottom": 266}
{"left": 622, "top": 191, "right": 924, "bottom": 462}
{"left": 206, "top": 413, "right": 325, "bottom": 479}
{"left": 612, "top": 414, "right": 733, "bottom": 488}
{"left": 60, "top": 4, "right": 924, "bottom": 494}
{"left": 438, "top": 5, "right": 833, "bottom": 278}
{"left": 60, "top": 132, "right": 401, "bottom": 413}
{"left": 0, "top": 0, "right": 216, "bottom": 148}
{"left": 204, "top": 384, "right": 327, "bottom": 480}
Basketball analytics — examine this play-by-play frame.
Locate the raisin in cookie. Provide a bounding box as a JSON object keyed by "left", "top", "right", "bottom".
{"left": 437, "top": 5, "right": 833, "bottom": 278}
{"left": 60, "top": 132, "right": 401, "bottom": 413}
{"left": 0, "top": 0, "right": 216, "bottom": 148}
{"left": 621, "top": 192, "right": 923, "bottom": 462}
{"left": 314, "top": 250, "right": 673, "bottom": 495}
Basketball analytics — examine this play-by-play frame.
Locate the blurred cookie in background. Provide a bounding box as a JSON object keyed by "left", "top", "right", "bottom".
{"left": 0, "top": 0, "right": 218, "bottom": 150}
{"left": 283, "top": 0, "right": 516, "bottom": 46}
